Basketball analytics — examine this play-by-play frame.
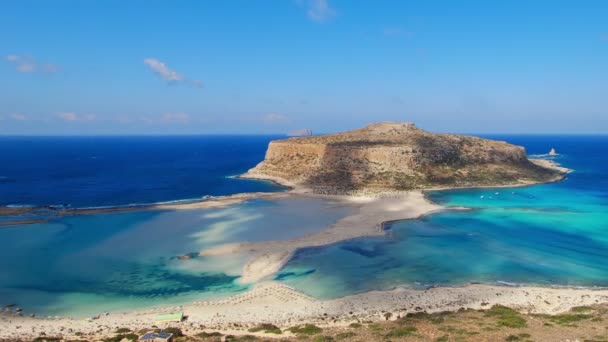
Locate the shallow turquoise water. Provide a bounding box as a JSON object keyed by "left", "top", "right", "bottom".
{"left": 0, "top": 197, "right": 351, "bottom": 317}
{"left": 2, "top": 135, "right": 607, "bottom": 316}
{"left": 277, "top": 136, "right": 608, "bottom": 299}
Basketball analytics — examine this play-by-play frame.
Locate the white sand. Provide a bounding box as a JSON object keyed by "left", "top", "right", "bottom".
{"left": 200, "top": 191, "right": 443, "bottom": 283}
{"left": 3, "top": 281, "right": 608, "bottom": 340}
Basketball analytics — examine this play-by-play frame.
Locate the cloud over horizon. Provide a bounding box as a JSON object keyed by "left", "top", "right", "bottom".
{"left": 10, "top": 113, "right": 27, "bottom": 121}
{"left": 57, "top": 112, "right": 96, "bottom": 122}
{"left": 139, "top": 113, "right": 191, "bottom": 124}
{"left": 6, "top": 55, "right": 58, "bottom": 74}
{"left": 160, "top": 112, "right": 190, "bottom": 124}
{"left": 144, "top": 58, "right": 202, "bottom": 88}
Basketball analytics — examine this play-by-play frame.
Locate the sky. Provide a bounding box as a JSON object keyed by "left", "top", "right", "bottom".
{"left": 1, "top": 0, "right": 607, "bottom": 135}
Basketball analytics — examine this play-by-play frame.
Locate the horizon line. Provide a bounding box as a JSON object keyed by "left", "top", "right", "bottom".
{"left": 1, "top": 132, "right": 608, "bottom": 137}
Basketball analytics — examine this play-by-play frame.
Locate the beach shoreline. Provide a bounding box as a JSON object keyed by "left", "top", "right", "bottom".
{"left": 3, "top": 281, "right": 608, "bottom": 340}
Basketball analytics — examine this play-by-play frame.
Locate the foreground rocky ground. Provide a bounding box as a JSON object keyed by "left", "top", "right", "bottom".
{"left": 9, "top": 304, "right": 608, "bottom": 342}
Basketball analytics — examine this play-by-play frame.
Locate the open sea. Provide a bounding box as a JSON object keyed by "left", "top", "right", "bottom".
{"left": 0, "top": 135, "right": 607, "bottom": 316}
{"left": 0, "top": 135, "right": 284, "bottom": 208}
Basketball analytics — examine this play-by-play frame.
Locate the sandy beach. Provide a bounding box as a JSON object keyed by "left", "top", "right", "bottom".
{"left": 3, "top": 281, "right": 608, "bottom": 340}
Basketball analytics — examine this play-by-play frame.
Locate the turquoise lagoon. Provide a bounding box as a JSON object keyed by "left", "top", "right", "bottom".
{"left": 0, "top": 197, "right": 352, "bottom": 317}
{"left": 277, "top": 136, "right": 608, "bottom": 299}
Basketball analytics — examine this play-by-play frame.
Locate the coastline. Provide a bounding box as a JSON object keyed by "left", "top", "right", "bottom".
{"left": 0, "top": 157, "right": 588, "bottom": 340}
{"left": 4, "top": 281, "right": 608, "bottom": 340}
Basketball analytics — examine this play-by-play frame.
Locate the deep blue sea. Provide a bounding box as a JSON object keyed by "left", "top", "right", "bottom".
{"left": 0, "top": 135, "right": 606, "bottom": 316}
{"left": 0, "top": 136, "right": 284, "bottom": 208}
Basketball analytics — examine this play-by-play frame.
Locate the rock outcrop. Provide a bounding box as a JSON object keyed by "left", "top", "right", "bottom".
{"left": 245, "top": 122, "right": 565, "bottom": 193}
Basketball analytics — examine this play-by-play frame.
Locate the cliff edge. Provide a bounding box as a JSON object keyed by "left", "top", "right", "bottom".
{"left": 244, "top": 122, "right": 566, "bottom": 194}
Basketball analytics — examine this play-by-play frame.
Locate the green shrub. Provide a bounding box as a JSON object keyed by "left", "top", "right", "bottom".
{"left": 401, "top": 311, "right": 449, "bottom": 324}
{"left": 225, "top": 335, "right": 258, "bottom": 341}
{"left": 312, "top": 336, "right": 334, "bottom": 342}
{"left": 336, "top": 332, "right": 356, "bottom": 340}
{"left": 288, "top": 324, "right": 323, "bottom": 335}
{"left": 102, "top": 333, "right": 138, "bottom": 342}
{"left": 547, "top": 313, "right": 592, "bottom": 326}
{"left": 115, "top": 327, "right": 131, "bottom": 333}
{"left": 248, "top": 323, "right": 282, "bottom": 334}
{"left": 196, "top": 331, "right": 223, "bottom": 338}
{"left": 349, "top": 322, "right": 362, "bottom": 328}
{"left": 484, "top": 305, "right": 527, "bottom": 328}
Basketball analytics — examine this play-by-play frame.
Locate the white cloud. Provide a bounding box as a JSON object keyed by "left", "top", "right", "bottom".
{"left": 56, "top": 112, "right": 96, "bottom": 122}
{"left": 263, "top": 113, "right": 289, "bottom": 123}
{"left": 300, "top": 0, "right": 335, "bottom": 22}
{"left": 144, "top": 58, "right": 183, "bottom": 82}
{"left": 6, "top": 55, "right": 58, "bottom": 74}
{"left": 141, "top": 113, "right": 191, "bottom": 124}
{"left": 144, "top": 58, "right": 202, "bottom": 88}
{"left": 10, "top": 113, "right": 27, "bottom": 121}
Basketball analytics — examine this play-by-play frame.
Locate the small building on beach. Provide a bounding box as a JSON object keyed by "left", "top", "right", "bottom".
{"left": 138, "top": 331, "right": 174, "bottom": 342}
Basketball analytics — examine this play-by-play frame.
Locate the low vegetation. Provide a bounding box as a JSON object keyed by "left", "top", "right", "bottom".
{"left": 287, "top": 324, "right": 323, "bottom": 335}
{"left": 101, "top": 333, "right": 138, "bottom": 342}
{"left": 484, "top": 305, "right": 527, "bottom": 328}
{"left": 384, "top": 326, "right": 418, "bottom": 338}
{"left": 20, "top": 304, "right": 608, "bottom": 342}
{"left": 248, "top": 323, "right": 282, "bottom": 334}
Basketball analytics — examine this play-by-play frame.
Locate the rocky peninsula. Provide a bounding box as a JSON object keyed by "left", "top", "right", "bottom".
{"left": 206, "top": 122, "right": 569, "bottom": 283}
{"left": 244, "top": 122, "right": 566, "bottom": 194}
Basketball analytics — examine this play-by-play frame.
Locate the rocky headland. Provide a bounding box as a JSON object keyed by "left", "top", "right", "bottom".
{"left": 244, "top": 122, "right": 566, "bottom": 194}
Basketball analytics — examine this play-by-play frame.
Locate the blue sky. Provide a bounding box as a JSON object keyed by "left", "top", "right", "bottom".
{"left": 1, "top": 0, "right": 607, "bottom": 135}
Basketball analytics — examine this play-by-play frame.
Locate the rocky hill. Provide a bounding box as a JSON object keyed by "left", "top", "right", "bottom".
{"left": 244, "top": 122, "right": 565, "bottom": 193}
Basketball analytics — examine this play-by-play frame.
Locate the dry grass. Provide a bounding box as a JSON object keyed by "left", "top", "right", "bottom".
{"left": 14, "top": 304, "right": 608, "bottom": 342}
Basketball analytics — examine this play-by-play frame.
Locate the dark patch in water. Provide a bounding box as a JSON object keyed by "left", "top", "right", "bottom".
{"left": 340, "top": 244, "right": 385, "bottom": 258}
{"left": 274, "top": 269, "right": 316, "bottom": 281}
{"left": 10, "top": 261, "right": 241, "bottom": 299}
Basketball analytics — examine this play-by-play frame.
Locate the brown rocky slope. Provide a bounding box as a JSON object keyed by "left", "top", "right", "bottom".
{"left": 244, "top": 122, "right": 566, "bottom": 194}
